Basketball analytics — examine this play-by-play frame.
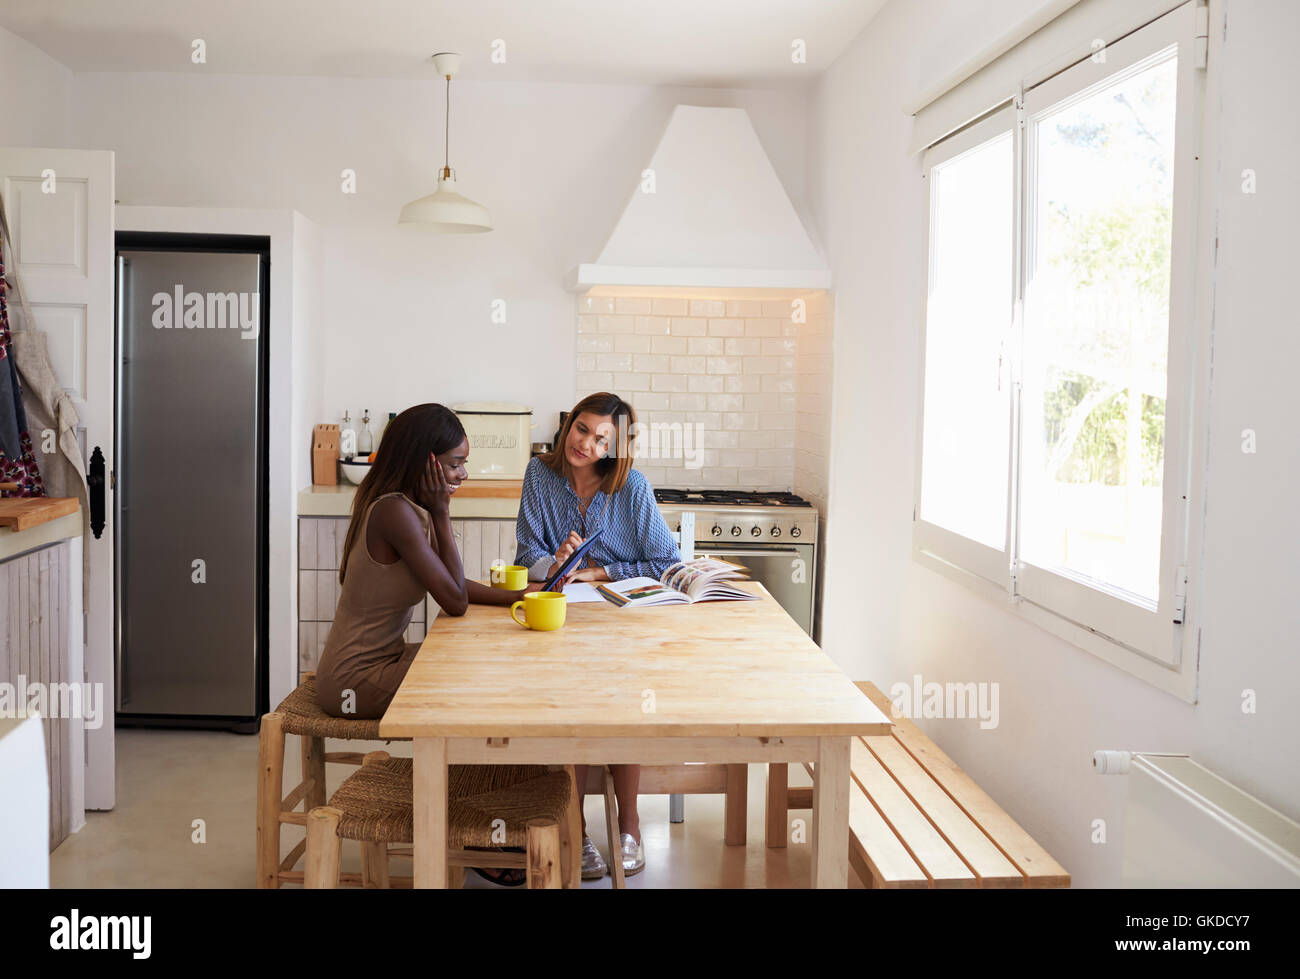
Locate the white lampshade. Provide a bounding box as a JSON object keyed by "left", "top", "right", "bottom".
{"left": 399, "top": 172, "right": 492, "bottom": 233}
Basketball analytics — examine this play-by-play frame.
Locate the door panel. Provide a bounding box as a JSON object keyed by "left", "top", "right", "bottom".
{"left": 0, "top": 147, "right": 115, "bottom": 810}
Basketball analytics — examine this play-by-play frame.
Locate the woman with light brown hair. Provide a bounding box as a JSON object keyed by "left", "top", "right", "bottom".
{"left": 515, "top": 391, "right": 681, "bottom": 879}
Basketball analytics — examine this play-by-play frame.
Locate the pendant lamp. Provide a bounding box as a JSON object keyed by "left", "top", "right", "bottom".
{"left": 399, "top": 52, "right": 492, "bottom": 233}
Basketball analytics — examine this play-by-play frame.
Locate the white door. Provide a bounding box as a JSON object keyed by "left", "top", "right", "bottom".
{"left": 0, "top": 148, "right": 116, "bottom": 809}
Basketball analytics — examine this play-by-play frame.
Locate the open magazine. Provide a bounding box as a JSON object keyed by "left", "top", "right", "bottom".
{"left": 597, "top": 557, "right": 757, "bottom": 608}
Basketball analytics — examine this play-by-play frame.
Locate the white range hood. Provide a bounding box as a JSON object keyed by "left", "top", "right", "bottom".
{"left": 568, "top": 105, "right": 830, "bottom": 293}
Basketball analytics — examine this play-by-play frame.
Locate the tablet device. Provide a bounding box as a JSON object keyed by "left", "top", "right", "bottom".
{"left": 542, "top": 528, "right": 605, "bottom": 591}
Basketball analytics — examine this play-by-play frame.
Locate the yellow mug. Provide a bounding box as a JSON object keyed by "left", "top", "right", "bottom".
{"left": 510, "top": 591, "right": 567, "bottom": 631}
{"left": 492, "top": 564, "right": 529, "bottom": 590}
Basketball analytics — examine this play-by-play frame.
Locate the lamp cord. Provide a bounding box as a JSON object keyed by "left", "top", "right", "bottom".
{"left": 444, "top": 74, "right": 451, "bottom": 173}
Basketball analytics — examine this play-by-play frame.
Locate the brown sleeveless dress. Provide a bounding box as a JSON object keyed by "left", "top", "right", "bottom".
{"left": 315, "top": 492, "right": 433, "bottom": 719}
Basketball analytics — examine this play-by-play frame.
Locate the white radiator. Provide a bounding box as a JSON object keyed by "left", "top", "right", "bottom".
{"left": 1095, "top": 750, "right": 1300, "bottom": 887}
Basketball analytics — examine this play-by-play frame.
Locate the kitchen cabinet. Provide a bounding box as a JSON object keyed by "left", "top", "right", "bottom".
{"left": 296, "top": 517, "right": 519, "bottom": 672}
{"left": 0, "top": 540, "right": 74, "bottom": 851}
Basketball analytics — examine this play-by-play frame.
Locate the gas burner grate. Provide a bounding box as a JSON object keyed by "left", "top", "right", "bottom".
{"left": 653, "top": 488, "right": 813, "bottom": 508}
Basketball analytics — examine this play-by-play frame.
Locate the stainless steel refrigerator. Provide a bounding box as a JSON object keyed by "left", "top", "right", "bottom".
{"left": 115, "top": 234, "right": 268, "bottom": 730}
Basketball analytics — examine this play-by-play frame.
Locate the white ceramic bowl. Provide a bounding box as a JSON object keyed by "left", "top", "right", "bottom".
{"left": 339, "top": 460, "right": 371, "bottom": 485}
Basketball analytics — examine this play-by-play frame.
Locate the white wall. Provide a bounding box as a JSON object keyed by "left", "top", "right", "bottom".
{"left": 0, "top": 24, "right": 71, "bottom": 146}
{"left": 68, "top": 72, "right": 813, "bottom": 442}
{"left": 811, "top": 0, "right": 1300, "bottom": 886}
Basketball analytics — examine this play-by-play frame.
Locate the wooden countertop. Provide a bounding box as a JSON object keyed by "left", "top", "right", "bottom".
{"left": 0, "top": 497, "right": 79, "bottom": 532}
{"left": 379, "top": 581, "right": 892, "bottom": 740}
{"left": 298, "top": 482, "right": 522, "bottom": 518}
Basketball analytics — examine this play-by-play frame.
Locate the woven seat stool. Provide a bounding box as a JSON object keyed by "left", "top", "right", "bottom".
{"left": 305, "top": 752, "right": 580, "bottom": 889}
{"left": 256, "top": 672, "right": 410, "bottom": 888}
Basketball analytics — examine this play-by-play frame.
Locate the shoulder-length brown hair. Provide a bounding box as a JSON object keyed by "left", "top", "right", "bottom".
{"left": 540, "top": 391, "right": 637, "bottom": 494}
{"left": 339, "top": 403, "right": 466, "bottom": 583}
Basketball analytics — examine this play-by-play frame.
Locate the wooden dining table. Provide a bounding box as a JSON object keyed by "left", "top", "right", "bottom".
{"left": 378, "top": 580, "right": 893, "bottom": 887}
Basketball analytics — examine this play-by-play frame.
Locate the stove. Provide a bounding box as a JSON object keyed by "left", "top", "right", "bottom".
{"left": 654, "top": 487, "right": 819, "bottom": 637}
{"left": 654, "top": 488, "right": 818, "bottom": 544}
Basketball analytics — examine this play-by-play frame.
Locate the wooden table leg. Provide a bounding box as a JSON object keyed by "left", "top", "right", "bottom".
{"left": 413, "top": 737, "right": 448, "bottom": 889}
{"left": 724, "top": 763, "right": 747, "bottom": 845}
{"left": 765, "top": 762, "right": 789, "bottom": 848}
{"left": 811, "top": 737, "right": 850, "bottom": 888}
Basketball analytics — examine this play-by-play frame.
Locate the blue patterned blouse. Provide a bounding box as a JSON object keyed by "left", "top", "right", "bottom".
{"left": 514, "top": 457, "right": 681, "bottom": 582}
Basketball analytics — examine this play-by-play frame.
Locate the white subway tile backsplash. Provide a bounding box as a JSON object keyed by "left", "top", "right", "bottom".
{"left": 573, "top": 292, "right": 834, "bottom": 499}
{"left": 688, "top": 336, "right": 724, "bottom": 356}
{"left": 726, "top": 299, "right": 764, "bottom": 317}
{"left": 762, "top": 337, "right": 797, "bottom": 356}
{"left": 598, "top": 316, "right": 632, "bottom": 334}
{"left": 634, "top": 354, "right": 670, "bottom": 374}
{"left": 613, "top": 372, "right": 650, "bottom": 392}
{"left": 724, "top": 375, "right": 761, "bottom": 394}
{"left": 761, "top": 375, "right": 796, "bottom": 393}
{"left": 669, "top": 317, "right": 707, "bottom": 336}
{"left": 722, "top": 412, "right": 759, "bottom": 431}
{"left": 632, "top": 392, "right": 671, "bottom": 411}
{"left": 744, "top": 318, "right": 781, "bottom": 337}
{"left": 706, "top": 357, "right": 742, "bottom": 375}
{"left": 689, "top": 299, "right": 726, "bottom": 317}
{"left": 688, "top": 374, "right": 724, "bottom": 393}
{"left": 651, "top": 335, "right": 688, "bottom": 355}
{"left": 634, "top": 315, "right": 672, "bottom": 336}
{"left": 579, "top": 296, "right": 616, "bottom": 315}
{"left": 707, "top": 318, "right": 745, "bottom": 337}
{"left": 652, "top": 297, "right": 689, "bottom": 316}
{"left": 724, "top": 337, "right": 761, "bottom": 356}
{"left": 651, "top": 373, "right": 690, "bottom": 393}
{"left": 615, "top": 334, "right": 651, "bottom": 353}
{"left": 597, "top": 352, "right": 633, "bottom": 372}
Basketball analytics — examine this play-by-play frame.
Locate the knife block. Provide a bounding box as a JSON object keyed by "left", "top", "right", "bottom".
{"left": 312, "top": 424, "right": 341, "bottom": 485}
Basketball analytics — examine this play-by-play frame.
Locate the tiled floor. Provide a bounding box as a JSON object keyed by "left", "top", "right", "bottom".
{"left": 51, "top": 728, "right": 864, "bottom": 888}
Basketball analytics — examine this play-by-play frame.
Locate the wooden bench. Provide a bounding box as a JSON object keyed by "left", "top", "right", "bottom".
{"left": 766, "top": 681, "right": 1070, "bottom": 888}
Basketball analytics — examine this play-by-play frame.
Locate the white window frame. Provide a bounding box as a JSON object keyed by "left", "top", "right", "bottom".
{"left": 913, "top": 0, "right": 1209, "bottom": 701}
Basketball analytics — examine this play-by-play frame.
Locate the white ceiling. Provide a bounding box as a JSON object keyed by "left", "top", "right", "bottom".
{"left": 0, "top": 0, "right": 888, "bottom": 86}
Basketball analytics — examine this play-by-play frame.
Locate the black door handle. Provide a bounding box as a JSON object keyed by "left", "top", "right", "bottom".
{"left": 89, "top": 446, "right": 105, "bottom": 539}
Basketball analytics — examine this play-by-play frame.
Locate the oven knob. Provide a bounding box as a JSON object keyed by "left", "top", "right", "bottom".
{"left": 790, "top": 526, "right": 801, "bottom": 538}
{"left": 730, "top": 526, "right": 741, "bottom": 537}
{"left": 711, "top": 525, "right": 722, "bottom": 537}
{"left": 771, "top": 526, "right": 781, "bottom": 538}
{"left": 751, "top": 526, "right": 762, "bottom": 538}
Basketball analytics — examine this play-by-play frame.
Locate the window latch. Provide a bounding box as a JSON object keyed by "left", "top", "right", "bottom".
{"left": 1172, "top": 565, "right": 1189, "bottom": 624}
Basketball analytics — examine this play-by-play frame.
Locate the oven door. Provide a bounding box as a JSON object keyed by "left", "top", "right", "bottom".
{"left": 694, "top": 545, "right": 815, "bottom": 637}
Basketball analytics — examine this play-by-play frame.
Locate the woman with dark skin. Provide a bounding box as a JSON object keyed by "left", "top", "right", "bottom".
{"left": 315, "top": 403, "right": 537, "bottom": 884}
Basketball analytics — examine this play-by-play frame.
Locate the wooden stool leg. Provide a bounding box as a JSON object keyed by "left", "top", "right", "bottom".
{"left": 603, "top": 766, "right": 625, "bottom": 889}
{"left": 360, "top": 842, "right": 389, "bottom": 888}
{"left": 560, "top": 764, "right": 582, "bottom": 888}
{"left": 724, "top": 763, "right": 748, "bottom": 846}
{"left": 305, "top": 807, "right": 342, "bottom": 888}
{"left": 256, "top": 712, "right": 285, "bottom": 888}
{"left": 526, "top": 820, "right": 562, "bottom": 889}
{"left": 766, "top": 763, "right": 789, "bottom": 848}
{"left": 303, "top": 735, "right": 327, "bottom": 811}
